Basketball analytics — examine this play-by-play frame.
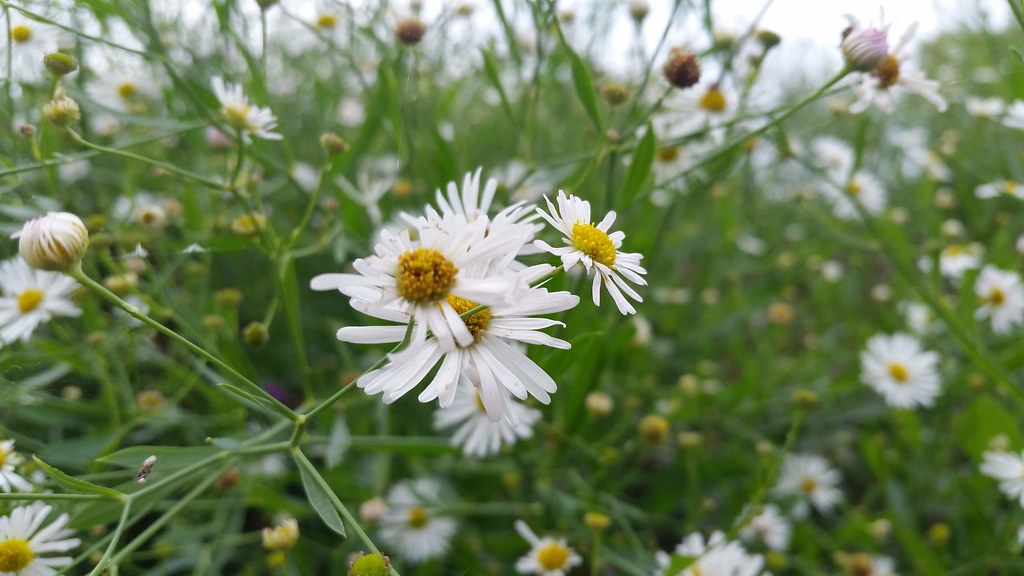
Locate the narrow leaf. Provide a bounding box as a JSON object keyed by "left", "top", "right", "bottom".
{"left": 293, "top": 450, "right": 346, "bottom": 537}
{"left": 481, "top": 48, "right": 516, "bottom": 124}
{"left": 33, "top": 456, "right": 123, "bottom": 497}
{"left": 619, "top": 124, "right": 656, "bottom": 209}
{"left": 567, "top": 48, "right": 603, "bottom": 132}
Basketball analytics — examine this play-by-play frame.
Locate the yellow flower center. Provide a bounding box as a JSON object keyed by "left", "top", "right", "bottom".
{"left": 393, "top": 179, "right": 413, "bottom": 197}
{"left": 445, "top": 295, "right": 490, "bottom": 340}
{"left": 407, "top": 506, "right": 429, "bottom": 529}
{"left": 396, "top": 248, "right": 458, "bottom": 303}
{"left": 656, "top": 147, "right": 681, "bottom": 163}
{"left": 845, "top": 181, "right": 862, "bottom": 196}
{"left": 571, "top": 222, "right": 616, "bottom": 267}
{"left": 17, "top": 289, "right": 43, "bottom": 313}
{"left": 887, "top": 362, "right": 909, "bottom": 383}
{"left": 117, "top": 82, "right": 137, "bottom": 99}
{"left": 317, "top": 14, "right": 337, "bottom": 28}
{"left": 0, "top": 446, "right": 7, "bottom": 468}
{"left": 873, "top": 54, "right": 900, "bottom": 88}
{"left": 698, "top": 86, "right": 727, "bottom": 113}
{"left": 0, "top": 539, "right": 34, "bottom": 572}
{"left": 943, "top": 245, "right": 963, "bottom": 257}
{"left": 799, "top": 477, "right": 817, "bottom": 494}
{"left": 990, "top": 287, "right": 1006, "bottom": 306}
{"left": 536, "top": 542, "right": 570, "bottom": 570}
{"left": 1004, "top": 180, "right": 1018, "bottom": 194}
{"left": 224, "top": 104, "right": 252, "bottom": 131}
{"left": 11, "top": 25, "right": 31, "bottom": 43}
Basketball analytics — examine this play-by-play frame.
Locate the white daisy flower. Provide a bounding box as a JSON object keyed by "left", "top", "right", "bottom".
{"left": 514, "top": 520, "right": 582, "bottom": 576}
{"left": 0, "top": 502, "right": 80, "bottom": 575}
{"left": 534, "top": 190, "right": 647, "bottom": 315}
{"left": 210, "top": 77, "right": 282, "bottom": 141}
{"left": 974, "top": 265, "right": 1024, "bottom": 334}
{"left": 821, "top": 171, "right": 887, "bottom": 220}
{"left": 655, "top": 530, "right": 764, "bottom": 576}
{"left": 0, "top": 439, "right": 32, "bottom": 493}
{"left": 966, "top": 96, "right": 1006, "bottom": 119}
{"left": 2, "top": 15, "right": 60, "bottom": 84}
{"left": 0, "top": 258, "right": 81, "bottom": 345}
{"left": 938, "top": 244, "right": 981, "bottom": 280}
{"left": 773, "top": 453, "right": 842, "bottom": 517}
{"left": 860, "top": 333, "right": 941, "bottom": 409}
{"left": 378, "top": 478, "right": 457, "bottom": 563}
{"left": 981, "top": 449, "right": 1024, "bottom": 507}
{"left": 740, "top": 504, "right": 791, "bottom": 552}
{"left": 887, "top": 128, "right": 950, "bottom": 182}
{"left": 1001, "top": 100, "right": 1024, "bottom": 131}
{"left": 849, "top": 18, "right": 947, "bottom": 114}
{"left": 900, "top": 301, "right": 938, "bottom": 336}
{"left": 975, "top": 179, "right": 1024, "bottom": 199}
{"left": 811, "top": 136, "right": 855, "bottom": 180}
{"left": 433, "top": 372, "right": 542, "bottom": 457}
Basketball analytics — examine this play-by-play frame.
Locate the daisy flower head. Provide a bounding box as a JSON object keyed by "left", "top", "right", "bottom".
{"left": 810, "top": 136, "right": 854, "bottom": 180}
{"left": 821, "top": 170, "right": 887, "bottom": 220}
{"left": 974, "top": 265, "right": 1024, "bottom": 334}
{"left": 655, "top": 530, "right": 764, "bottom": 576}
{"left": 848, "top": 14, "right": 947, "bottom": 114}
{"left": 1002, "top": 100, "right": 1024, "bottom": 131}
{"left": 740, "top": 504, "right": 791, "bottom": 552}
{"left": 433, "top": 374, "right": 542, "bottom": 457}
{"left": 0, "top": 502, "right": 80, "bottom": 575}
{"left": 938, "top": 244, "right": 981, "bottom": 281}
{"left": 981, "top": 449, "right": 1024, "bottom": 506}
{"left": 773, "top": 452, "right": 842, "bottom": 517}
{"left": 378, "top": 478, "right": 457, "bottom": 563}
{"left": 534, "top": 190, "right": 647, "bottom": 315}
{"left": 975, "top": 179, "right": 1024, "bottom": 199}
{"left": 0, "top": 440, "right": 32, "bottom": 493}
{"left": 514, "top": 520, "right": 582, "bottom": 576}
{"left": 210, "top": 77, "right": 282, "bottom": 141}
{"left": 966, "top": 96, "right": 1006, "bottom": 119}
{"left": 0, "top": 258, "right": 80, "bottom": 346}
{"left": 860, "top": 332, "right": 941, "bottom": 409}
{"left": 3, "top": 15, "right": 60, "bottom": 84}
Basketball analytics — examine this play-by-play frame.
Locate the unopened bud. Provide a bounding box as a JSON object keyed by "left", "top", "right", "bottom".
{"left": 243, "top": 321, "right": 270, "bottom": 348}
{"left": 792, "top": 388, "right": 819, "bottom": 410}
{"left": 262, "top": 518, "right": 299, "bottom": 551}
{"left": 349, "top": 552, "right": 391, "bottom": 576}
{"left": 662, "top": 47, "right": 701, "bottom": 90}
{"left": 602, "top": 84, "right": 629, "bottom": 106}
{"left": 321, "top": 132, "right": 350, "bottom": 156}
{"left": 43, "top": 95, "right": 80, "bottom": 127}
{"left": 18, "top": 212, "right": 89, "bottom": 272}
{"left": 638, "top": 414, "right": 670, "bottom": 444}
{"left": 43, "top": 52, "right": 78, "bottom": 76}
{"left": 584, "top": 512, "right": 610, "bottom": 532}
{"left": 841, "top": 25, "right": 888, "bottom": 72}
{"left": 395, "top": 18, "right": 426, "bottom": 45}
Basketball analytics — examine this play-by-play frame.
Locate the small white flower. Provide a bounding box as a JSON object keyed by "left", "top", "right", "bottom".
{"left": 821, "top": 260, "right": 844, "bottom": 282}
{"left": 849, "top": 18, "right": 946, "bottom": 114}
{"left": 900, "top": 301, "right": 937, "bottom": 336}
{"left": 981, "top": 449, "right": 1024, "bottom": 507}
{"left": 17, "top": 212, "right": 89, "bottom": 272}
{"left": 811, "top": 136, "right": 854, "bottom": 180}
{"left": 740, "top": 504, "right": 791, "bottom": 551}
{"left": 0, "top": 439, "right": 32, "bottom": 493}
{"left": 534, "top": 190, "right": 647, "bottom": 315}
{"left": 434, "top": 375, "right": 542, "bottom": 457}
{"left": 966, "top": 96, "right": 1006, "bottom": 119}
{"left": 378, "top": 478, "right": 457, "bottom": 563}
{"left": 821, "top": 171, "right": 887, "bottom": 220}
{"left": 3, "top": 15, "right": 60, "bottom": 84}
{"left": 262, "top": 517, "right": 299, "bottom": 551}
{"left": 0, "top": 258, "right": 81, "bottom": 345}
{"left": 211, "top": 77, "right": 282, "bottom": 141}
{"left": 974, "top": 265, "right": 1024, "bottom": 334}
{"left": 0, "top": 502, "right": 80, "bottom": 575}
{"left": 1002, "top": 100, "right": 1024, "bottom": 131}
{"left": 860, "top": 332, "right": 941, "bottom": 409}
{"left": 514, "top": 520, "right": 582, "bottom": 576}
{"left": 773, "top": 453, "right": 843, "bottom": 516}
{"left": 975, "top": 179, "right": 1024, "bottom": 199}
{"left": 655, "top": 530, "right": 764, "bottom": 576}
{"left": 938, "top": 244, "right": 981, "bottom": 280}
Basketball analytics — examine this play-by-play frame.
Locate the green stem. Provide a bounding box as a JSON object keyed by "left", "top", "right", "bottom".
{"left": 70, "top": 269, "right": 298, "bottom": 421}
{"left": 0, "top": 492, "right": 110, "bottom": 501}
{"left": 86, "top": 500, "right": 133, "bottom": 576}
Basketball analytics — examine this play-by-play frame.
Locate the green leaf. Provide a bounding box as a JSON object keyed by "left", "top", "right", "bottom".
{"left": 619, "top": 124, "right": 656, "bottom": 209}
{"left": 565, "top": 46, "right": 603, "bottom": 132}
{"left": 955, "top": 393, "right": 1024, "bottom": 457}
{"left": 481, "top": 48, "right": 516, "bottom": 124}
{"left": 325, "top": 417, "right": 351, "bottom": 470}
{"left": 293, "top": 450, "right": 346, "bottom": 537}
{"left": 33, "top": 456, "right": 122, "bottom": 497}
{"left": 97, "top": 445, "right": 221, "bottom": 470}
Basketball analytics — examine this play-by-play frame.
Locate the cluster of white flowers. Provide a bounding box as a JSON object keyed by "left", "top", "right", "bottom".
{"left": 655, "top": 530, "right": 764, "bottom": 576}
{"left": 312, "top": 169, "right": 646, "bottom": 456}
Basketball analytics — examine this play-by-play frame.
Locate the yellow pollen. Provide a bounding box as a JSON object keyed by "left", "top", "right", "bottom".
{"left": 117, "top": 82, "right": 137, "bottom": 99}
{"left": 698, "top": 87, "right": 727, "bottom": 113}
{"left": 407, "top": 506, "right": 429, "bottom": 529}
{"left": 17, "top": 289, "right": 43, "bottom": 313}
{"left": 536, "top": 542, "right": 570, "bottom": 570}
{"left": 943, "top": 245, "right": 963, "bottom": 257}
{"left": 396, "top": 248, "right": 458, "bottom": 303}
{"left": 571, "top": 222, "right": 616, "bottom": 267}
{"left": 0, "top": 539, "right": 34, "bottom": 572}
{"left": 873, "top": 54, "right": 900, "bottom": 88}
{"left": 224, "top": 104, "right": 252, "bottom": 130}
{"left": 11, "top": 25, "right": 31, "bottom": 43}
{"left": 989, "top": 287, "right": 1006, "bottom": 306}
{"left": 0, "top": 446, "right": 6, "bottom": 468}
{"left": 393, "top": 179, "right": 413, "bottom": 197}
{"left": 445, "top": 295, "right": 491, "bottom": 340}
{"left": 317, "top": 14, "right": 337, "bottom": 28}
{"left": 656, "top": 147, "right": 681, "bottom": 163}
{"left": 845, "top": 181, "right": 862, "bottom": 196}
{"left": 888, "top": 362, "right": 909, "bottom": 383}
{"left": 799, "top": 477, "right": 817, "bottom": 494}
{"left": 1004, "top": 180, "right": 1018, "bottom": 194}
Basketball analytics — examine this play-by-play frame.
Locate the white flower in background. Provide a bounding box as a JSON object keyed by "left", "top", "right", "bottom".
{"left": 900, "top": 301, "right": 937, "bottom": 335}
{"left": 378, "top": 478, "right": 457, "bottom": 563}
{"left": 860, "top": 332, "right": 941, "bottom": 409}
{"left": 740, "top": 504, "right": 791, "bottom": 551}
{"left": 0, "top": 258, "right": 80, "bottom": 345}
{"left": 211, "top": 77, "right": 282, "bottom": 141}
{"left": 847, "top": 554, "right": 899, "bottom": 576}
{"left": 981, "top": 449, "right": 1024, "bottom": 507}
{"left": 0, "top": 502, "right": 80, "bottom": 574}
{"left": 966, "top": 96, "right": 1006, "bottom": 119}
{"left": 887, "top": 128, "right": 950, "bottom": 181}
{"left": 821, "top": 171, "right": 887, "bottom": 220}
{"left": 337, "top": 96, "right": 366, "bottom": 126}
{"left": 974, "top": 265, "right": 1024, "bottom": 334}
{"left": 849, "top": 18, "right": 947, "bottom": 114}
{"left": 290, "top": 162, "right": 320, "bottom": 193}
{"left": 810, "top": 136, "right": 854, "bottom": 180}
{"left": 821, "top": 260, "right": 844, "bottom": 282}
{"left": 938, "top": 244, "right": 981, "bottom": 281}
{"left": 514, "top": 520, "right": 582, "bottom": 576}
{"left": 113, "top": 193, "right": 176, "bottom": 230}
{"left": 57, "top": 160, "right": 91, "bottom": 184}
{"left": 262, "top": 517, "right": 299, "bottom": 551}
{"left": 1002, "top": 100, "right": 1024, "bottom": 131}
{"left": 535, "top": 190, "right": 647, "bottom": 315}
{"left": 3, "top": 15, "right": 59, "bottom": 84}
{"left": 773, "top": 453, "right": 842, "bottom": 516}
{"left": 975, "top": 179, "right": 1024, "bottom": 199}
{"left": 17, "top": 212, "right": 89, "bottom": 272}
{"left": 434, "top": 374, "right": 542, "bottom": 457}
{"left": 655, "top": 530, "right": 764, "bottom": 576}
{"left": 0, "top": 439, "right": 32, "bottom": 493}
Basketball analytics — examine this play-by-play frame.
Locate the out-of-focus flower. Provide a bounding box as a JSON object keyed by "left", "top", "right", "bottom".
{"left": 860, "top": 333, "right": 941, "bottom": 409}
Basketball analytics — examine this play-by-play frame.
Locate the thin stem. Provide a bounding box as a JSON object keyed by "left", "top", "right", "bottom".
{"left": 86, "top": 500, "right": 133, "bottom": 576}
{"left": 70, "top": 269, "right": 298, "bottom": 421}
{"left": 0, "top": 492, "right": 111, "bottom": 501}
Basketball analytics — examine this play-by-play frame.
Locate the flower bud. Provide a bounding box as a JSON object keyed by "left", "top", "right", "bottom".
{"left": 243, "top": 321, "right": 270, "bottom": 348}
{"left": 43, "top": 95, "right": 80, "bottom": 127}
{"left": 584, "top": 512, "right": 610, "bottom": 532}
{"left": 320, "top": 132, "right": 350, "bottom": 156}
{"left": 628, "top": 0, "right": 649, "bottom": 22}
{"left": 395, "top": 18, "right": 426, "bottom": 45}
{"left": 43, "top": 52, "right": 78, "bottom": 76}
{"left": 601, "top": 84, "right": 630, "bottom": 106}
{"left": 349, "top": 552, "right": 391, "bottom": 576}
{"left": 638, "top": 414, "right": 669, "bottom": 445}
{"left": 662, "top": 47, "right": 701, "bottom": 89}
{"left": 841, "top": 25, "right": 888, "bottom": 72}
{"left": 18, "top": 212, "right": 89, "bottom": 272}
{"left": 262, "top": 518, "right": 299, "bottom": 552}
